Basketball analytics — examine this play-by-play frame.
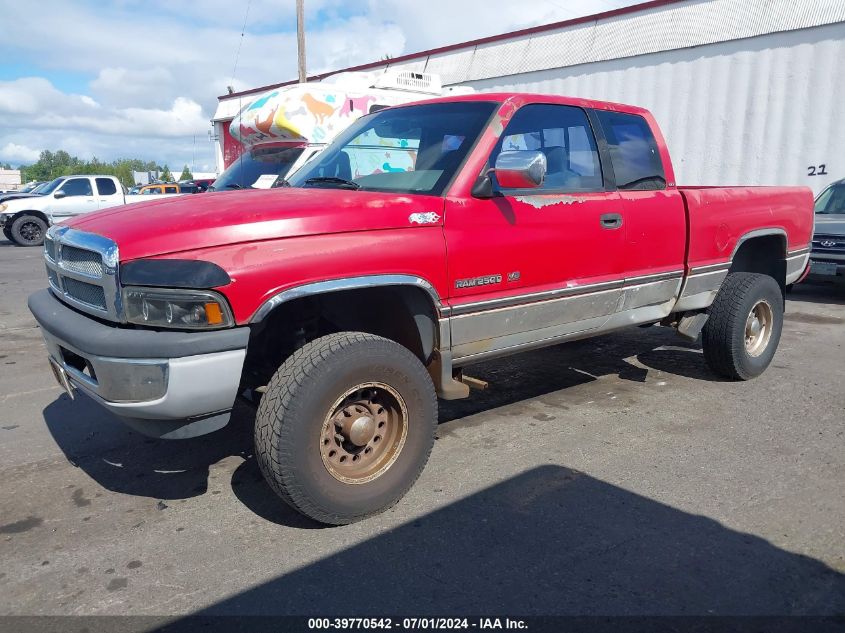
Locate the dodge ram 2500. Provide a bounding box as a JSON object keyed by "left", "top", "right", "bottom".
{"left": 28, "top": 93, "right": 813, "bottom": 524}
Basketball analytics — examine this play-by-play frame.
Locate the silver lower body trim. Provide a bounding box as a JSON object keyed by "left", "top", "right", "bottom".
{"left": 449, "top": 274, "right": 682, "bottom": 365}
{"left": 674, "top": 267, "right": 729, "bottom": 312}
{"left": 41, "top": 327, "right": 245, "bottom": 423}
{"left": 785, "top": 252, "right": 810, "bottom": 285}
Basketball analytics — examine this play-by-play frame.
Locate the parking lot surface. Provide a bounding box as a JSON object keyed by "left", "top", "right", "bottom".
{"left": 0, "top": 238, "right": 843, "bottom": 617}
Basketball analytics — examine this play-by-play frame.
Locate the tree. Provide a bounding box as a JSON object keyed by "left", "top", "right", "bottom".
{"left": 179, "top": 165, "right": 193, "bottom": 181}
{"left": 160, "top": 165, "right": 174, "bottom": 182}
{"left": 1, "top": 163, "right": 11, "bottom": 170}
{"left": 14, "top": 149, "right": 180, "bottom": 188}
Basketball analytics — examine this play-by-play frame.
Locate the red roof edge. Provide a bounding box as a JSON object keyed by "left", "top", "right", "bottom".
{"left": 218, "top": 0, "right": 683, "bottom": 102}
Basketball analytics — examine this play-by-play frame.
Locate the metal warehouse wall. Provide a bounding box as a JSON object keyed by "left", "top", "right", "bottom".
{"left": 462, "top": 22, "right": 844, "bottom": 193}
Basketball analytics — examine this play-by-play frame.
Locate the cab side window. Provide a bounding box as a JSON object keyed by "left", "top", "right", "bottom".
{"left": 165, "top": 186, "right": 178, "bottom": 194}
{"left": 491, "top": 104, "right": 603, "bottom": 193}
{"left": 595, "top": 111, "right": 666, "bottom": 190}
{"left": 95, "top": 178, "right": 117, "bottom": 196}
{"left": 59, "top": 178, "right": 93, "bottom": 197}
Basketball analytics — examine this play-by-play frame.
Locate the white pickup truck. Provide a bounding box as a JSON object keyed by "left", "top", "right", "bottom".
{"left": 0, "top": 175, "right": 181, "bottom": 246}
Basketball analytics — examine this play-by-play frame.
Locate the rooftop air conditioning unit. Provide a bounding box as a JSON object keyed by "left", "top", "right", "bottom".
{"left": 373, "top": 70, "right": 443, "bottom": 95}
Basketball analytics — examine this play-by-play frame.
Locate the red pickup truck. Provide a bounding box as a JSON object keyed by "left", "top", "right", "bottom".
{"left": 29, "top": 93, "right": 813, "bottom": 524}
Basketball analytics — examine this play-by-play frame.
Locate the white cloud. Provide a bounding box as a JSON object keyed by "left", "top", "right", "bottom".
{"left": 0, "top": 143, "right": 41, "bottom": 165}
{"left": 0, "top": 78, "right": 208, "bottom": 138}
{"left": 90, "top": 67, "right": 174, "bottom": 108}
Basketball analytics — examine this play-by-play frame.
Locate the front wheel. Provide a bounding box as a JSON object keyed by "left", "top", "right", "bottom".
{"left": 255, "top": 332, "right": 438, "bottom": 525}
{"left": 702, "top": 272, "right": 783, "bottom": 380}
{"left": 10, "top": 215, "right": 47, "bottom": 247}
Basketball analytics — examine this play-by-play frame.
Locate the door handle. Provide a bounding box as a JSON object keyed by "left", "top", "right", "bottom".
{"left": 600, "top": 213, "right": 623, "bottom": 230}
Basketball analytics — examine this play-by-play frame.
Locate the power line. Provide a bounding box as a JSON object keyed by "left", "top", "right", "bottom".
{"left": 230, "top": 0, "right": 253, "bottom": 88}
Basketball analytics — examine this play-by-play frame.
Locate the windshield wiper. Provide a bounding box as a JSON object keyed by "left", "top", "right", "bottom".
{"left": 304, "top": 176, "right": 360, "bottom": 190}
{"left": 224, "top": 183, "right": 243, "bottom": 189}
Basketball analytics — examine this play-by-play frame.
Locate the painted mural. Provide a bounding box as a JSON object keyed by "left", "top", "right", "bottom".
{"left": 230, "top": 85, "right": 393, "bottom": 149}
{"left": 343, "top": 129, "right": 419, "bottom": 179}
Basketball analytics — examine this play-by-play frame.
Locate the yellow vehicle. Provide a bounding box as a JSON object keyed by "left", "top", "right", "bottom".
{"left": 138, "top": 183, "right": 181, "bottom": 195}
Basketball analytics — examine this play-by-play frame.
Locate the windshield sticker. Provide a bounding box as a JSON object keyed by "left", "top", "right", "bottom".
{"left": 252, "top": 174, "right": 279, "bottom": 189}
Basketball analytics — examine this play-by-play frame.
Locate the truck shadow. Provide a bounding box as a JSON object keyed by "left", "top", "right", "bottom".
{"left": 788, "top": 282, "right": 845, "bottom": 306}
{"left": 42, "top": 326, "right": 719, "bottom": 512}
{"left": 170, "top": 466, "right": 845, "bottom": 619}
{"left": 42, "top": 394, "right": 254, "bottom": 501}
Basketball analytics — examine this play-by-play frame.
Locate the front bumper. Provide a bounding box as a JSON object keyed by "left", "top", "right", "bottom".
{"left": 807, "top": 256, "right": 845, "bottom": 281}
{"left": 29, "top": 289, "right": 250, "bottom": 438}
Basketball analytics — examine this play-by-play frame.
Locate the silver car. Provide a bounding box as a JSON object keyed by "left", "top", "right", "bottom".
{"left": 809, "top": 179, "right": 845, "bottom": 282}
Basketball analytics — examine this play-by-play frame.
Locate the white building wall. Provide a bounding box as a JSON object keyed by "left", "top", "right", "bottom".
{"left": 462, "top": 22, "right": 845, "bottom": 193}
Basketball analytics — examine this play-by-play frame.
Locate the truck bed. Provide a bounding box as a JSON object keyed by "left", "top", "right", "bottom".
{"left": 678, "top": 186, "right": 814, "bottom": 270}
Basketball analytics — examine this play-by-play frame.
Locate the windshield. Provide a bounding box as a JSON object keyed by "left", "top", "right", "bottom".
{"left": 210, "top": 146, "right": 305, "bottom": 191}
{"left": 815, "top": 183, "right": 845, "bottom": 215}
{"left": 287, "top": 101, "right": 497, "bottom": 196}
{"left": 20, "top": 182, "right": 41, "bottom": 193}
{"left": 39, "top": 178, "right": 66, "bottom": 196}
{"left": 30, "top": 182, "right": 48, "bottom": 194}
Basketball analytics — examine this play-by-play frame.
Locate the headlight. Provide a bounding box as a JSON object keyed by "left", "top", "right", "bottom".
{"left": 122, "top": 287, "right": 234, "bottom": 330}
{"left": 0, "top": 203, "right": 7, "bottom": 212}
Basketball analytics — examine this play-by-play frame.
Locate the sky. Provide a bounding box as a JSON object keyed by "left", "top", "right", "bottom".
{"left": 0, "top": 0, "right": 641, "bottom": 174}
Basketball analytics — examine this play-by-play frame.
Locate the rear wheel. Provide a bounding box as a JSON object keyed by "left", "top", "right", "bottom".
{"left": 702, "top": 272, "right": 783, "bottom": 380}
{"left": 255, "top": 332, "right": 438, "bottom": 525}
{"left": 10, "top": 215, "right": 47, "bottom": 247}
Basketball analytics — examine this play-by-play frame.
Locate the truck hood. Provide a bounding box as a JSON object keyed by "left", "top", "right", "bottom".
{"left": 65, "top": 188, "right": 444, "bottom": 261}
{"left": 0, "top": 192, "right": 40, "bottom": 205}
{"left": 814, "top": 215, "right": 845, "bottom": 236}
{"left": 1, "top": 195, "right": 47, "bottom": 213}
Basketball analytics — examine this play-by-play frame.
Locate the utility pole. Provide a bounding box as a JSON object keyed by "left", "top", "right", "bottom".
{"left": 296, "top": 0, "right": 306, "bottom": 83}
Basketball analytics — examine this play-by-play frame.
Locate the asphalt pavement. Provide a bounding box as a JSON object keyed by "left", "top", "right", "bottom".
{"left": 0, "top": 237, "right": 843, "bottom": 618}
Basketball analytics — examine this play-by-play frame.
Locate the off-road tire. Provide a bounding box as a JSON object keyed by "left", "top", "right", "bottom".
{"left": 10, "top": 215, "right": 47, "bottom": 247}
{"left": 255, "top": 332, "right": 438, "bottom": 525}
{"left": 702, "top": 272, "right": 783, "bottom": 380}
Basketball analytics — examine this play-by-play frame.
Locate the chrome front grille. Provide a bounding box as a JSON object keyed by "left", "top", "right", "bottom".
{"left": 45, "top": 238, "right": 57, "bottom": 261}
{"left": 44, "top": 226, "right": 121, "bottom": 322}
{"left": 61, "top": 277, "right": 108, "bottom": 310}
{"left": 46, "top": 266, "right": 59, "bottom": 289}
{"left": 60, "top": 245, "right": 104, "bottom": 277}
{"left": 812, "top": 234, "right": 845, "bottom": 254}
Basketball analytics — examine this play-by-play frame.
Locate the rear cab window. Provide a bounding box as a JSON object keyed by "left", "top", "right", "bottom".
{"left": 95, "top": 178, "right": 117, "bottom": 196}
{"left": 595, "top": 110, "right": 666, "bottom": 191}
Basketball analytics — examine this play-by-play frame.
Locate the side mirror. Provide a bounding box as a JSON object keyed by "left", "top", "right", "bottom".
{"left": 53, "top": 190, "right": 66, "bottom": 199}
{"left": 494, "top": 150, "right": 547, "bottom": 189}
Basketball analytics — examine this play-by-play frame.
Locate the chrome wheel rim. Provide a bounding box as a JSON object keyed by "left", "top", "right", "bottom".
{"left": 745, "top": 299, "right": 773, "bottom": 357}
{"left": 320, "top": 382, "right": 408, "bottom": 484}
